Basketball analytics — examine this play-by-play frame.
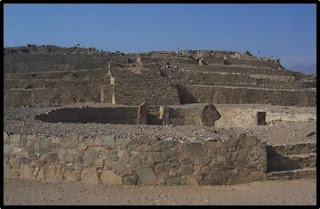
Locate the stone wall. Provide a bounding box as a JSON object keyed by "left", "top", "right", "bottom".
{"left": 177, "top": 85, "right": 316, "bottom": 106}
{"left": 111, "top": 69, "right": 180, "bottom": 106}
{"left": 4, "top": 84, "right": 106, "bottom": 108}
{"left": 4, "top": 132, "right": 267, "bottom": 186}
{"left": 165, "top": 104, "right": 316, "bottom": 128}
{"left": 167, "top": 106, "right": 259, "bottom": 128}
{"left": 4, "top": 69, "right": 113, "bottom": 108}
{"left": 160, "top": 69, "right": 316, "bottom": 90}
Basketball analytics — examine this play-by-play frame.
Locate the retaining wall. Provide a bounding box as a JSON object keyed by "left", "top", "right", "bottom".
{"left": 165, "top": 104, "right": 316, "bottom": 128}
{"left": 4, "top": 132, "right": 267, "bottom": 186}
{"left": 177, "top": 85, "right": 316, "bottom": 106}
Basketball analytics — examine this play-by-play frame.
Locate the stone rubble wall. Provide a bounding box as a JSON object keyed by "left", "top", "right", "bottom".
{"left": 167, "top": 106, "right": 259, "bottom": 127}
{"left": 4, "top": 69, "right": 113, "bottom": 108}
{"left": 4, "top": 84, "right": 105, "bottom": 108}
{"left": 204, "top": 57, "right": 281, "bottom": 69}
{"left": 111, "top": 69, "right": 181, "bottom": 106}
{"left": 4, "top": 132, "right": 267, "bottom": 186}
{"left": 170, "top": 64, "right": 306, "bottom": 77}
{"left": 177, "top": 85, "right": 316, "bottom": 106}
{"left": 166, "top": 105, "right": 316, "bottom": 128}
{"left": 4, "top": 54, "right": 113, "bottom": 73}
{"left": 161, "top": 69, "right": 315, "bottom": 90}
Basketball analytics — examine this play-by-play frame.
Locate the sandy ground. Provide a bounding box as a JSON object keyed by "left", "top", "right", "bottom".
{"left": 4, "top": 178, "right": 316, "bottom": 205}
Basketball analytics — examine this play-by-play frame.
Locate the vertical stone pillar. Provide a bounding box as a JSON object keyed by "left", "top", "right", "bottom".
{"left": 100, "top": 85, "right": 105, "bottom": 103}
{"left": 136, "top": 102, "right": 148, "bottom": 125}
{"left": 160, "top": 106, "right": 170, "bottom": 125}
{"left": 199, "top": 58, "right": 204, "bottom": 66}
{"left": 137, "top": 55, "right": 142, "bottom": 65}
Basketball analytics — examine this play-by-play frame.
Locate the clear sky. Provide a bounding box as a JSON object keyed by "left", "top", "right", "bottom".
{"left": 4, "top": 4, "right": 317, "bottom": 74}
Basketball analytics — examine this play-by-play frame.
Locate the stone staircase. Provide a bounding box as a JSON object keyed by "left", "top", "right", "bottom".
{"left": 266, "top": 142, "right": 316, "bottom": 180}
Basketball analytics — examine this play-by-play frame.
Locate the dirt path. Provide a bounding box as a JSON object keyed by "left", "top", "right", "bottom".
{"left": 4, "top": 178, "right": 316, "bottom": 205}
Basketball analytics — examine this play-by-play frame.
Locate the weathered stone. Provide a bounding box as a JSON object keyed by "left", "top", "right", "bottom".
{"left": 64, "top": 163, "right": 75, "bottom": 172}
{"left": 150, "top": 142, "right": 162, "bottom": 152}
{"left": 123, "top": 175, "right": 138, "bottom": 185}
{"left": 11, "top": 134, "right": 21, "bottom": 144}
{"left": 83, "top": 156, "right": 93, "bottom": 167}
{"left": 181, "top": 165, "right": 194, "bottom": 176}
{"left": 238, "top": 149, "right": 248, "bottom": 160}
{"left": 109, "top": 155, "right": 119, "bottom": 162}
{"left": 136, "top": 102, "right": 148, "bottom": 125}
{"left": 98, "top": 135, "right": 116, "bottom": 149}
{"left": 4, "top": 144, "right": 13, "bottom": 156}
{"left": 151, "top": 153, "right": 163, "bottom": 163}
{"left": 184, "top": 143, "right": 204, "bottom": 157}
{"left": 4, "top": 164, "right": 13, "bottom": 178}
{"left": 141, "top": 154, "right": 154, "bottom": 166}
{"left": 26, "top": 145, "right": 34, "bottom": 154}
{"left": 58, "top": 148, "right": 67, "bottom": 161}
{"left": 43, "top": 164, "right": 64, "bottom": 182}
{"left": 167, "top": 177, "right": 180, "bottom": 186}
{"left": 168, "top": 158, "right": 180, "bottom": 169}
{"left": 131, "top": 156, "right": 142, "bottom": 167}
{"left": 81, "top": 167, "right": 99, "bottom": 184}
{"left": 26, "top": 134, "right": 37, "bottom": 142}
{"left": 19, "top": 134, "right": 27, "bottom": 146}
{"left": 112, "top": 161, "right": 127, "bottom": 173}
{"left": 46, "top": 153, "right": 59, "bottom": 163}
{"left": 21, "top": 157, "right": 31, "bottom": 164}
{"left": 229, "top": 171, "right": 254, "bottom": 184}
{"left": 4, "top": 132, "right": 9, "bottom": 144}
{"left": 19, "top": 164, "right": 35, "bottom": 180}
{"left": 194, "top": 156, "right": 210, "bottom": 166}
{"left": 135, "top": 166, "right": 157, "bottom": 185}
{"left": 168, "top": 168, "right": 181, "bottom": 177}
{"left": 93, "top": 159, "right": 104, "bottom": 167}
{"left": 9, "top": 158, "right": 21, "bottom": 168}
{"left": 200, "top": 104, "right": 221, "bottom": 126}
{"left": 74, "top": 157, "right": 83, "bottom": 170}
{"left": 39, "top": 146, "right": 49, "bottom": 154}
{"left": 155, "top": 162, "right": 169, "bottom": 174}
{"left": 181, "top": 157, "right": 193, "bottom": 166}
{"left": 13, "top": 147, "right": 22, "bottom": 154}
{"left": 225, "top": 161, "right": 235, "bottom": 169}
{"left": 161, "top": 141, "right": 179, "bottom": 151}
{"left": 36, "top": 159, "right": 47, "bottom": 168}
{"left": 64, "top": 171, "right": 78, "bottom": 181}
{"left": 235, "top": 159, "right": 247, "bottom": 168}
{"left": 64, "top": 133, "right": 79, "bottom": 149}
{"left": 185, "top": 176, "right": 199, "bottom": 186}
{"left": 100, "top": 170, "right": 122, "bottom": 185}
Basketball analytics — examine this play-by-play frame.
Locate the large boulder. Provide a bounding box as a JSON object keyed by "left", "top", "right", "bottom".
{"left": 200, "top": 104, "right": 221, "bottom": 126}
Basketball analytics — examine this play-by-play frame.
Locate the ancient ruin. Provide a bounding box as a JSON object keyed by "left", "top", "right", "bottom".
{"left": 4, "top": 45, "right": 316, "bottom": 186}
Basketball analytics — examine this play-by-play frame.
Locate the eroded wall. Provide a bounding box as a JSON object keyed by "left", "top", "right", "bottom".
{"left": 4, "top": 132, "right": 267, "bottom": 186}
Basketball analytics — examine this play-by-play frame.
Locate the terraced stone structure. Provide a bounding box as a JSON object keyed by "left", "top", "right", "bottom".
{"left": 4, "top": 45, "right": 316, "bottom": 186}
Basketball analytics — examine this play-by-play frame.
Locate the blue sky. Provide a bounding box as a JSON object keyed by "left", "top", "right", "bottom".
{"left": 4, "top": 4, "right": 316, "bottom": 74}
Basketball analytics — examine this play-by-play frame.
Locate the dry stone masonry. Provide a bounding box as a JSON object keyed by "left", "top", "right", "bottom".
{"left": 4, "top": 45, "right": 316, "bottom": 108}
{"left": 3, "top": 45, "right": 316, "bottom": 186}
{"left": 4, "top": 132, "right": 268, "bottom": 186}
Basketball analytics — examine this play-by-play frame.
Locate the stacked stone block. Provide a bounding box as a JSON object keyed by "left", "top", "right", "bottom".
{"left": 4, "top": 132, "right": 267, "bottom": 186}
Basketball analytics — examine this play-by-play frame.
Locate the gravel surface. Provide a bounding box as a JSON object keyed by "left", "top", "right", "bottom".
{"left": 4, "top": 103, "right": 316, "bottom": 145}
{"left": 4, "top": 178, "right": 316, "bottom": 205}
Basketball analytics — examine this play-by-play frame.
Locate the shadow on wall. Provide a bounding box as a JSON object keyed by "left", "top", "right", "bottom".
{"left": 34, "top": 107, "right": 138, "bottom": 124}
{"left": 176, "top": 84, "right": 198, "bottom": 104}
